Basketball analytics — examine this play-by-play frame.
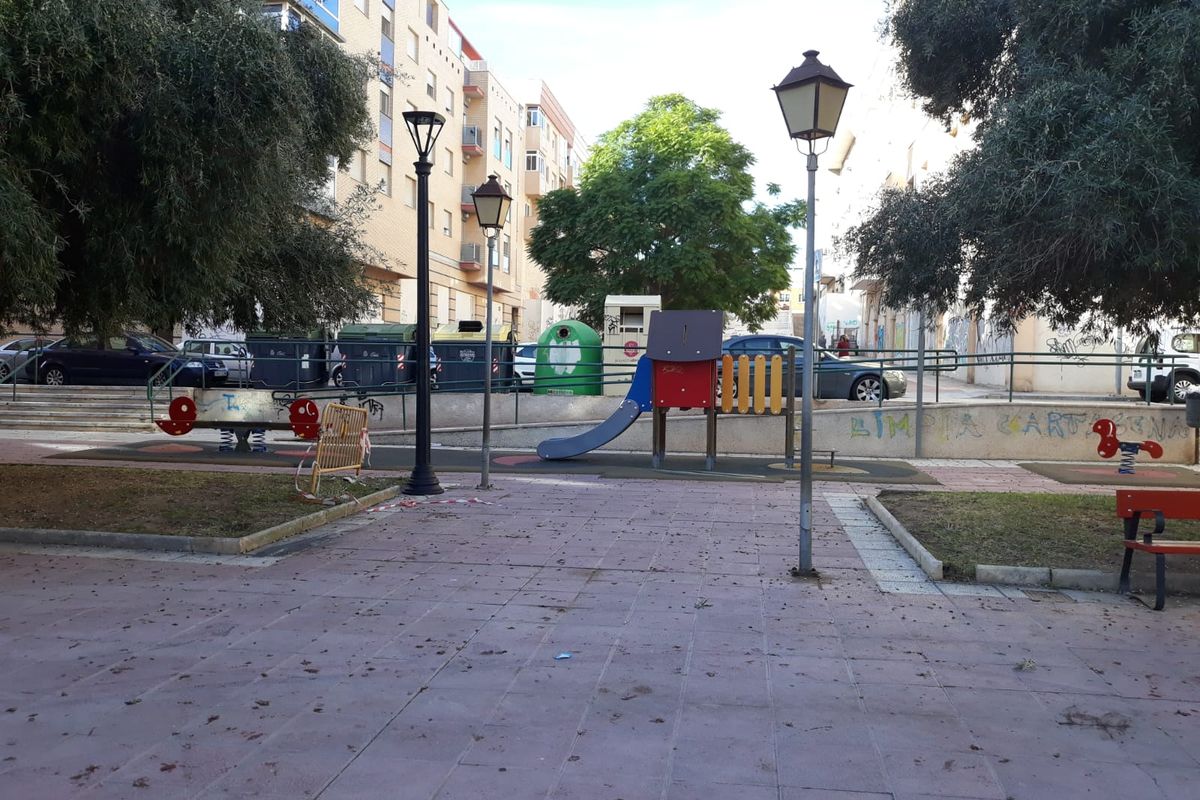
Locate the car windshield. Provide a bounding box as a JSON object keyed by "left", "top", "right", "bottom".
{"left": 129, "top": 334, "right": 177, "bottom": 353}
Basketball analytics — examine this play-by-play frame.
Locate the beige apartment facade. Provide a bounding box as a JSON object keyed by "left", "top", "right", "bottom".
{"left": 271, "top": 1, "right": 581, "bottom": 341}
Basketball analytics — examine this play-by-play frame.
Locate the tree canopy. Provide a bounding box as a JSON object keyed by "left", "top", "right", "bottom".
{"left": 527, "top": 94, "right": 802, "bottom": 331}
{"left": 0, "top": 0, "right": 380, "bottom": 337}
{"left": 843, "top": 0, "right": 1200, "bottom": 332}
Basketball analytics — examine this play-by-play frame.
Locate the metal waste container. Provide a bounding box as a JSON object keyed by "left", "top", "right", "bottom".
{"left": 1186, "top": 390, "right": 1200, "bottom": 428}
{"left": 246, "top": 330, "right": 328, "bottom": 390}
{"left": 534, "top": 320, "right": 603, "bottom": 395}
{"left": 432, "top": 321, "right": 515, "bottom": 391}
{"left": 335, "top": 323, "right": 418, "bottom": 389}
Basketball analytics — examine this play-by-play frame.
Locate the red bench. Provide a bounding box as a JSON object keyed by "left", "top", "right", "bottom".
{"left": 1117, "top": 489, "right": 1200, "bottom": 610}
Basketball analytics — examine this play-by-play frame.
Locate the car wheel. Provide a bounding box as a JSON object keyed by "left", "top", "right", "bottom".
{"left": 1171, "top": 373, "right": 1197, "bottom": 403}
{"left": 152, "top": 370, "right": 172, "bottom": 388}
{"left": 0, "top": 363, "right": 9, "bottom": 381}
{"left": 851, "top": 375, "right": 885, "bottom": 402}
{"left": 43, "top": 365, "right": 67, "bottom": 386}
{"left": 332, "top": 367, "right": 344, "bottom": 388}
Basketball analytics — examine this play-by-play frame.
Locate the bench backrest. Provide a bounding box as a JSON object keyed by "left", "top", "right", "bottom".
{"left": 1116, "top": 489, "right": 1200, "bottom": 519}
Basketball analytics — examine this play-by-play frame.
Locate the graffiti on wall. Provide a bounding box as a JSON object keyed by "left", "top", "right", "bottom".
{"left": 847, "top": 408, "right": 1192, "bottom": 442}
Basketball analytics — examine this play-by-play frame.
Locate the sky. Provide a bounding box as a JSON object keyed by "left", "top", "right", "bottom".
{"left": 442, "top": 0, "right": 895, "bottom": 217}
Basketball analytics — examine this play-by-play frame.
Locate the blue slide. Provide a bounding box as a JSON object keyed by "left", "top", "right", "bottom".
{"left": 537, "top": 356, "right": 654, "bottom": 460}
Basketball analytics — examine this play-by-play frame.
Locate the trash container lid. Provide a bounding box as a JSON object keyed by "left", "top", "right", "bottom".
{"left": 432, "top": 322, "right": 513, "bottom": 342}
{"left": 337, "top": 323, "right": 418, "bottom": 341}
{"left": 247, "top": 329, "right": 326, "bottom": 341}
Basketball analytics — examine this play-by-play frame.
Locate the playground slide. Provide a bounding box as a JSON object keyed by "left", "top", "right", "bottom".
{"left": 537, "top": 356, "right": 654, "bottom": 460}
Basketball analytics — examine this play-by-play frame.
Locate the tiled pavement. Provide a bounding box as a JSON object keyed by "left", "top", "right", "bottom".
{"left": 2, "top": 470, "right": 1199, "bottom": 800}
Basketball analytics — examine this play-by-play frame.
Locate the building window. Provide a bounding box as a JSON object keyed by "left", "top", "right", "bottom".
{"left": 355, "top": 0, "right": 368, "bottom": 14}
{"left": 428, "top": 201, "right": 435, "bottom": 228}
{"left": 502, "top": 234, "right": 511, "bottom": 273}
{"left": 380, "top": 163, "right": 391, "bottom": 196}
{"left": 526, "top": 106, "right": 542, "bottom": 127}
{"left": 426, "top": 70, "right": 437, "bottom": 101}
{"left": 524, "top": 203, "right": 531, "bottom": 217}
{"left": 425, "top": 0, "right": 439, "bottom": 32}
{"left": 492, "top": 120, "right": 501, "bottom": 159}
{"left": 504, "top": 181, "right": 512, "bottom": 224}
{"left": 405, "top": 176, "right": 416, "bottom": 207}
{"left": 379, "top": 87, "right": 392, "bottom": 119}
{"left": 346, "top": 149, "right": 367, "bottom": 183}
{"left": 380, "top": 6, "right": 392, "bottom": 39}
{"left": 407, "top": 28, "right": 418, "bottom": 62}
{"left": 443, "top": 209, "right": 453, "bottom": 237}
{"left": 444, "top": 87, "right": 454, "bottom": 115}
{"left": 525, "top": 150, "right": 540, "bottom": 171}
{"left": 287, "top": 7, "right": 301, "bottom": 30}
{"left": 442, "top": 147, "right": 452, "bottom": 175}
{"left": 503, "top": 128, "right": 512, "bottom": 169}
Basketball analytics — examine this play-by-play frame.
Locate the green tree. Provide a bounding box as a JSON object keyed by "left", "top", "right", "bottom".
{"left": 843, "top": 0, "right": 1200, "bottom": 332}
{"left": 527, "top": 94, "right": 802, "bottom": 331}
{"left": 0, "top": 0, "right": 381, "bottom": 337}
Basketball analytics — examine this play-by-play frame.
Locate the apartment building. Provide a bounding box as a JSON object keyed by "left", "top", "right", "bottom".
{"left": 265, "top": 1, "right": 582, "bottom": 341}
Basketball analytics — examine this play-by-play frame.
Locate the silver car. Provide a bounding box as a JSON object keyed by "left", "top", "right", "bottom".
{"left": 0, "top": 336, "right": 54, "bottom": 382}
{"left": 181, "top": 339, "right": 253, "bottom": 386}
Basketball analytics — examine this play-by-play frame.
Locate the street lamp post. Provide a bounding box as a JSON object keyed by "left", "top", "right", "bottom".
{"left": 773, "top": 50, "right": 851, "bottom": 575}
{"left": 402, "top": 110, "right": 447, "bottom": 496}
{"left": 471, "top": 174, "right": 512, "bottom": 490}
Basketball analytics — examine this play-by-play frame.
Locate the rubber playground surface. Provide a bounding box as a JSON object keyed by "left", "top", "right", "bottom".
{"left": 1018, "top": 461, "right": 1200, "bottom": 488}
{"left": 49, "top": 439, "right": 940, "bottom": 485}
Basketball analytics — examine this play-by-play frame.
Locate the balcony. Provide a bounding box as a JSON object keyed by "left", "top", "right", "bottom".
{"left": 461, "top": 185, "right": 477, "bottom": 212}
{"left": 462, "top": 125, "right": 483, "bottom": 157}
{"left": 524, "top": 169, "right": 542, "bottom": 197}
{"left": 463, "top": 68, "right": 485, "bottom": 99}
{"left": 459, "top": 242, "right": 483, "bottom": 272}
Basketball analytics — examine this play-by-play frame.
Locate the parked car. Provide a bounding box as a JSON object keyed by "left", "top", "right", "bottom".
{"left": 26, "top": 332, "right": 228, "bottom": 387}
{"left": 182, "top": 339, "right": 252, "bottom": 385}
{"left": 719, "top": 334, "right": 907, "bottom": 401}
{"left": 0, "top": 336, "right": 55, "bottom": 382}
{"left": 512, "top": 342, "right": 538, "bottom": 388}
{"left": 1128, "top": 330, "right": 1200, "bottom": 402}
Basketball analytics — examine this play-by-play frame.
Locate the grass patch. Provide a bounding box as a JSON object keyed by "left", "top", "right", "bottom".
{"left": 0, "top": 464, "right": 394, "bottom": 538}
{"left": 876, "top": 491, "right": 1200, "bottom": 580}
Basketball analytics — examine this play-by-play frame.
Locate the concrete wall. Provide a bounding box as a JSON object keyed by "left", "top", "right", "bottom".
{"left": 192, "top": 390, "right": 1195, "bottom": 463}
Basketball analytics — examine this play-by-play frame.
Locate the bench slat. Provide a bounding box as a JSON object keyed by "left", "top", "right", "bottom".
{"left": 1124, "top": 540, "right": 1200, "bottom": 555}
{"left": 1116, "top": 489, "right": 1200, "bottom": 519}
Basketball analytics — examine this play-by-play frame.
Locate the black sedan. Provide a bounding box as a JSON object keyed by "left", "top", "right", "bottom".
{"left": 720, "top": 334, "right": 907, "bottom": 401}
{"left": 26, "top": 332, "right": 228, "bottom": 388}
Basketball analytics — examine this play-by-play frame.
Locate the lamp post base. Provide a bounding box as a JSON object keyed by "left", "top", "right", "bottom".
{"left": 789, "top": 566, "right": 820, "bottom": 580}
{"left": 403, "top": 465, "right": 443, "bottom": 496}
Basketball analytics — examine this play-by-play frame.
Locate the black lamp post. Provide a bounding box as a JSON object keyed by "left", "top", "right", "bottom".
{"left": 471, "top": 174, "right": 512, "bottom": 490}
{"left": 772, "top": 50, "right": 850, "bottom": 574}
{"left": 402, "top": 110, "right": 446, "bottom": 496}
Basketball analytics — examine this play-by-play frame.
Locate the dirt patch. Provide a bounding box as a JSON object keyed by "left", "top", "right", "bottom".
{"left": 876, "top": 491, "right": 1200, "bottom": 579}
{"left": 0, "top": 464, "right": 392, "bottom": 538}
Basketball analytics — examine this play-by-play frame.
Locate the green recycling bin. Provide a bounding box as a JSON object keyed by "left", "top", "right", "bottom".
{"left": 335, "top": 323, "right": 417, "bottom": 388}
{"left": 432, "top": 320, "right": 515, "bottom": 391}
{"left": 533, "top": 320, "right": 602, "bottom": 395}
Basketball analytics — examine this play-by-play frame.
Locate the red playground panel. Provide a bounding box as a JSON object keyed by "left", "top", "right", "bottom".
{"left": 653, "top": 360, "right": 716, "bottom": 408}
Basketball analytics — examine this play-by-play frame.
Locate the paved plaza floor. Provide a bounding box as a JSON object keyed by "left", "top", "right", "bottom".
{"left": 2, "top": 456, "right": 1199, "bottom": 800}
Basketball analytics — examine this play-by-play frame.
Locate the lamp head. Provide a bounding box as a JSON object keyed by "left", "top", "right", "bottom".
{"left": 772, "top": 50, "right": 852, "bottom": 142}
{"left": 471, "top": 174, "right": 512, "bottom": 231}
{"left": 402, "top": 110, "right": 446, "bottom": 161}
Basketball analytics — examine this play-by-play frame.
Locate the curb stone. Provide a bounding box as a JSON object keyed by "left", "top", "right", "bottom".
{"left": 864, "top": 495, "right": 943, "bottom": 580}
{"left": 0, "top": 486, "right": 400, "bottom": 555}
{"left": 863, "top": 499, "right": 1200, "bottom": 595}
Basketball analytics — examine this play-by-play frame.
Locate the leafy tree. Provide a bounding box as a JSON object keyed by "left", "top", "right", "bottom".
{"left": 844, "top": 0, "right": 1200, "bottom": 332}
{"left": 528, "top": 94, "right": 802, "bottom": 331}
{"left": 0, "top": 0, "right": 381, "bottom": 338}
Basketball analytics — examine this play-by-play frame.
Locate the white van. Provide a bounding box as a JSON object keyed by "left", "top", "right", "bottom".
{"left": 1128, "top": 329, "right": 1200, "bottom": 402}
{"left": 181, "top": 338, "right": 253, "bottom": 386}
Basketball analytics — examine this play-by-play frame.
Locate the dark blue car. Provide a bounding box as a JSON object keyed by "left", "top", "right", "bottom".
{"left": 26, "top": 332, "right": 228, "bottom": 387}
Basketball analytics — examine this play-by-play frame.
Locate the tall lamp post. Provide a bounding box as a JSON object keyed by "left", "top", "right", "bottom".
{"left": 773, "top": 50, "right": 851, "bottom": 575}
{"left": 471, "top": 174, "right": 512, "bottom": 490}
{"left": 402, "top": 110, "right": 446, "bottom": 496}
